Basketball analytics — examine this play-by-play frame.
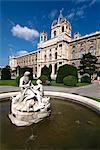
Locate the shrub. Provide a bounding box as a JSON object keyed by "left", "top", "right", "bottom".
{"left": 41, "top": 65, "right": 51, "bottom": 81}
{"left": 1, "top": 66, "right": 11, "bottom": 80}
{"left": 97, "top": 71, "right": 100, "bottom": 77}
{"left": 49, "top": 64, "right": 52, "bottom": 74}
{"left": 82, "top": 73, "right": 90, "bottom": 77}
{"left": 81, "top": 75, "right": 91, "bottom": 83}
{"left": 56, "top": 64, "right": 78, "bottom": 83}
{"left": 63, "top": 75, "right": 77, "bottom": 86}
{"left": 39, "top": 75, "right": 48, "bottom": 85}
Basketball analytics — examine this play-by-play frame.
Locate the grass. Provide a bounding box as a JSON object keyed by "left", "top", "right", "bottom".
{"left": 50, "top": 81, "right": 67, "bottom": 87}
{"left": 76, "top": 82, "right": 90, "bottom": 87}
{"left": 0, "top": 79, "right": 37, "bottom": 86}
{"left": 83, "top": 96, "right": 100, "bottom": 102}
{"left": 0, "top": 80, "right": 16, "bottom": 86}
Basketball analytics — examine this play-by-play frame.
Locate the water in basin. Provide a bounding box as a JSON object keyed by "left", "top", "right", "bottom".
{"left": 0, "top": 98, "right": 100, "bottom": 149}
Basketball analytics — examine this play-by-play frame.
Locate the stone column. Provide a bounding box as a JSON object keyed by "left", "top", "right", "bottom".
{"left": 51, "top": 63, "right": 55, "bottom": 79}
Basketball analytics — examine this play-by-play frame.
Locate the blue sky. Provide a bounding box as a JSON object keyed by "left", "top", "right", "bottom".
{"left": 0, "top": 0, "right": 100, "bottom": 67}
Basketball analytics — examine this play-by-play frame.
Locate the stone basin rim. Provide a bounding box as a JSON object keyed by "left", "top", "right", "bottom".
{"left": 0, "top": 91, "right": 99, "bottom": 114}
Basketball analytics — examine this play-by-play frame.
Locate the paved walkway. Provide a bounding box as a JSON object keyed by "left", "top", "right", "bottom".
{"left": 0, "top": 82, "right": 100, "bottom": 98}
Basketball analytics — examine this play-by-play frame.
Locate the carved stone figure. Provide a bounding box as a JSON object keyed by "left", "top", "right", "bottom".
{"left": 9, "top": 71, "right": 51, "bottom": 126}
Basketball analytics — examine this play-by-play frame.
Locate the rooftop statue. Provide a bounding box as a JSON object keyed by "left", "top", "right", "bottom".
{"left": 9, "top": 71, "right": 51, "bottom": 126}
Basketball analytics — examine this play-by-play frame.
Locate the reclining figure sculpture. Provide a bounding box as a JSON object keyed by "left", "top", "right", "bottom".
{"left": 9, "top": 71, "right": 51, "bottom": 126}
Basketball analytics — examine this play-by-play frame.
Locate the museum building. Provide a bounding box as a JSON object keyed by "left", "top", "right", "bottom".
{"left": 9, "top": 11, "right": 100, "bottom": 78}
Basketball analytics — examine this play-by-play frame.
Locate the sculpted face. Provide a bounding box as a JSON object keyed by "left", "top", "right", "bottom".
{"left": 36, "top": 79, "right": 42, "bottom": 84}
{"left": 24, "top": 76, "right": 29, "bottom": 83}
{"left": 24, "top": 71, "right": 30, "bottom": 76}
{"left": 23, "top": 71, "right": 30, "bottom": 83}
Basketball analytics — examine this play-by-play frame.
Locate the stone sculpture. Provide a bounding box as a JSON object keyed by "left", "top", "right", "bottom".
{"left": 9, "top": 71, "right": 50, "bottom": 126}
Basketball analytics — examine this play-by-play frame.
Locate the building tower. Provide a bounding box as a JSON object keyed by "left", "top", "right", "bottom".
{"left": 51, "top": 10, "right": 72, "bottom": 41}
{"left": 40, "top": 32, "right": 47, "bottom": 43}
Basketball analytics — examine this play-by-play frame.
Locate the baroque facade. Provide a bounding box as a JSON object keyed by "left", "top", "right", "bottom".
{"left": 9, "top": 11, "right": 100, "bottom": 78}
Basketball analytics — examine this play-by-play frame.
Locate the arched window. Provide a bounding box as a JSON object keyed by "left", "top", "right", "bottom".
{"left": 72, "top": 62, "right": 75, "bottom": 66}
{"left": 62, "top": 26, "right": 64, "bottom": 32}
{"left": 80, "top": 48, "right": 83, "bottom": 58}
{"left": 54, "top": 63, "right": 57, "bottom": 74}
{"left": 88, "top": 46, "right": 94, "bottom": 55}
{"left": 41, "top": 36, "right": 43, "bottom": 41}
{"left": 44, "top": 54, "right": 46, "bottom": 61}
{"left": 59, "top": 44, "right": 62, "bottom": 49}
{"left": 54, "top": 31, "right": 56, "bottom": 37}
{"left": 44, "top": 36, "right": 46, "bottom": 41}
{"left": 72, "top": 49, "right": 76, "bottom": 59}
{"left": 49, "top": 53, "right": 52, "bottom": 60}
{"left": 55, "top": 52, "right": 57, "bottom": 59}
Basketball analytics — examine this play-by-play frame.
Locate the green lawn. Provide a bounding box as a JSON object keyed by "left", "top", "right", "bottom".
{"left": 0, "top": 80, "right": 16, "bottom": 86}
{"left": 0, "top": 79, "right": 90, "bottom": 87}
{"left": 0, "top": 79, "right": 37, "bottom": 86}
{"left": 50, "top": 80, "right": 90, "bottom": 87}
{"left": 83, "top": 96, "right": 100, "bottom": 102}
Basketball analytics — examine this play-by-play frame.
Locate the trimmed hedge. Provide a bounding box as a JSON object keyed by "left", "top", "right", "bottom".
{"left": 1, "top": 66, "right": 11, "bottom": 80}
{"left": 41, "top": 65, "right": 51, "bottom": 81}
{"left": 81, "top": 75, "right": 91, "bottom": 83}
{"left": 39, "top": 75, "right": 48, "bottom": 85}
{"left": 82, "top": 73, "right": 90, "bottom": 77}
{"left": 16, "top": 66, "right": 33, "bottom": 80}
{"left": 56, "top": 64, "right": 78, "bottom": 83}
{"left": 63, "top": 75, "right": 77, "bottom": 86}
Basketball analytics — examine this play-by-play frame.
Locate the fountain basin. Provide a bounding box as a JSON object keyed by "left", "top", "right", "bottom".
{"left": 0, "top": 98, "right": 100, "bottom": 149}
{"left": 0, "top": 91, "right": 99, "bottom": 113}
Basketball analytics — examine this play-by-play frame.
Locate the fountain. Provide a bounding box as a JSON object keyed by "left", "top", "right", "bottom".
{"left": 8, "top": 71, "right": 51, "bottom": 126}
{"left": 0, "top": 71, "right": 100, "bottom": 149}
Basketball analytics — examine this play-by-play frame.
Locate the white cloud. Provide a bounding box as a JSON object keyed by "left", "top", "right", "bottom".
{"left": 16, "top": 50, "right": 28, "bottom": 56}
{"left": 67, "top": 12, "right": 75, "bottom": 20}
{"left": 49, "top": 9, "right": 58, "bottom": 20}
{"left": 89, "top": 0, "right": 96, "bottom": 7}
{"left": 74, "top": 0, "right": 97, "bottom": 7}
{"left": 11, "top": 24, "right": 39, "bottom": 41}
{"left": 66, "top": 9, "right": 75, "bottom": 20}
{"left": 76, "top": 5, "right": 87, "bottom": 17}
{"left": 76, "top": 9, "right": 84, "bottom": 16}
{"left": 67, "top": 5, "right": 87, "bottom": 21}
